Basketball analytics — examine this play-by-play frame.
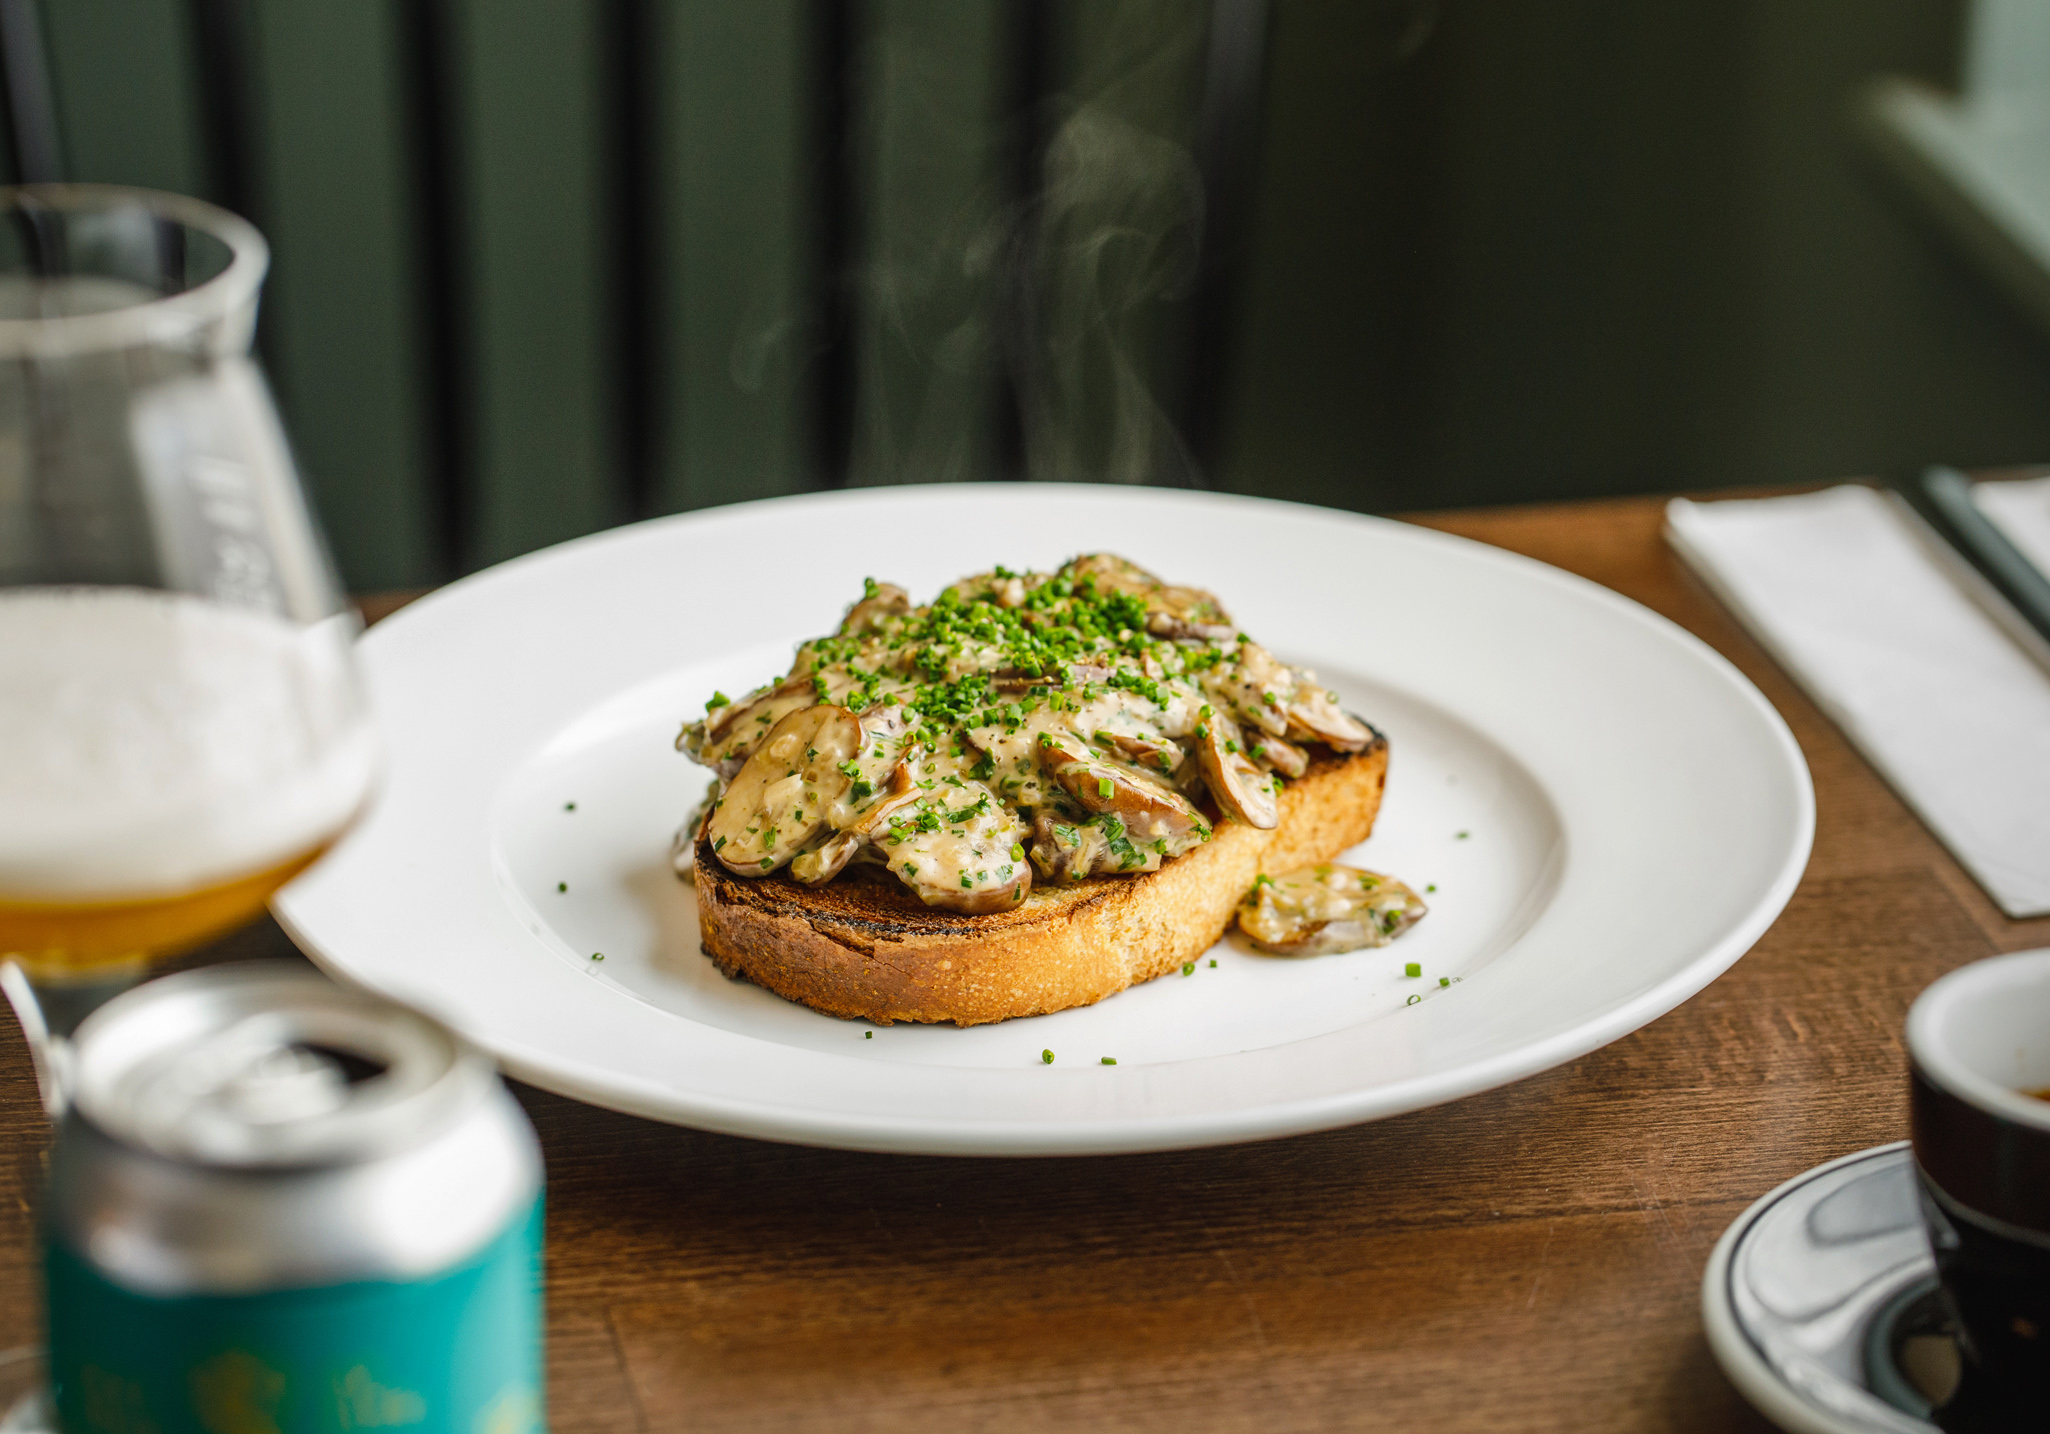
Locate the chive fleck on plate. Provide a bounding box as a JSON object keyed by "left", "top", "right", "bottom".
{"left": 275, "top": 486, "right": 1813, "bottom": 1155}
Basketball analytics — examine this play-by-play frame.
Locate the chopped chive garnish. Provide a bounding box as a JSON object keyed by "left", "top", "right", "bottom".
{"left": 1097, "top": 777, "right": 1114, "bottom": 800}
{"left": 1181, "top": 962, "right": 1195, "bottom": 976}
{"left": 556, "top": 881, "right": 566, "bottom": 892}
{"left": 564, "top": 801, "right": 576, "bottom": 812}
{"left": 1041, "top": 1049, "right": 1054, "bottom": 1065}
{"left": 1439, "top": 977, "right": 1450, "bottom": 987}
{"left": 1100, "top": 1056, "right": 1117, "bottom": 1065}
{"left": 1426, "top": 883, "right": 1437, "bottom": 892}
{"left": 590, "top": 952, "right": 604, "bottom": 962}
{"left": 865, "top": 1031, "right": 873, "bottom": 1039}
{"left": 1209, "top": 958, "right": 1217, "bottom": 967}
{"left": 1455, "top": 830, "right": 1469, "bottom": 840}
{"left": 1405, "top": 962, "right": 1421, "bottom": 978}
{"left": 1406, "top": 993, "right": 1420, "bottom": 1005}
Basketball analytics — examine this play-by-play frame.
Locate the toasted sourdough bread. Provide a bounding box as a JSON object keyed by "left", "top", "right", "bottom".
{"left": 692, "top": 731, "right": 1389, "bottom": 1026}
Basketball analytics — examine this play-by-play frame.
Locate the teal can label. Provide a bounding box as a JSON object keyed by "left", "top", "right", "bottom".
{"left": 45, "top": 1196, "right": 544, "bottom": 1434}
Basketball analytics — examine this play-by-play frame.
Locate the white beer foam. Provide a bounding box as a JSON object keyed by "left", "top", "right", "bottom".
{"left": 0, "top": 588, "right": 377, "bottom": 901}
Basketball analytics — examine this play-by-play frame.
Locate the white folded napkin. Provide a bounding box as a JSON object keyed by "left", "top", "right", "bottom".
{"left": 1667, "top": 485, "right": 2050, "bottom": 919}
{"left": 1972, "top": 473, "right": 2050, "bottom": 580}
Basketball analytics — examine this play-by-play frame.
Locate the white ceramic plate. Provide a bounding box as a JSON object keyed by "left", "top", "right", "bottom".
{"left": 276, "top": 486, "right": 1813, "bottom": 1155}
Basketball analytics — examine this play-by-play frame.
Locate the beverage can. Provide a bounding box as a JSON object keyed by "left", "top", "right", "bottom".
{"left": 41, "top": 963, "right": 544, "bottom": 1434}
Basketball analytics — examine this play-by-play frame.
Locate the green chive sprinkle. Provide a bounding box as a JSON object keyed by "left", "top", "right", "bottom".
{"left": 1100, "top": 1057, "right": 1117, "bottom": 1066}
{"left": 865, "top": 1031, "right": 873, "bottom": 1039}
{"left": 1407, "top": 993, "right": 1421, "bottom": 1006}
{"left": 556, "top": 882, "right": 566, "bottom": 893}
{"left": 1455, "top": 830, "right": 1469, "bottom": 840}
{"left": 1439, "top": 977, "right": 1450, "bottom": 987}
{"left": 1097, "top": 776, "right": 1113, "bottom": 800}
{"left": 564, "top": 802, "right": 576, "bottom": 812}
{"left": 590, "top": 952, "right": 604, "bottom": 962}
{"left": 1426, "top": 883, "right": 1437, "bottom": 892}
{"left": 1181, "top": 962, "right": 1195, "bottom": 976}
{"left": 1405, "top": 962, "right": 1421, "bottom": 978}
{"left": 1209, "top": 958, "right": 1217, "bottom": 967}
{"left": 1041, "top": 1049, "right": 1054, "bottom": 1065}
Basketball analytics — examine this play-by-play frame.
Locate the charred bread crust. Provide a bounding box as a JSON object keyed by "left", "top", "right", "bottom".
{"left": 692, "top": 729, "right": 1389, "bottom": 1026}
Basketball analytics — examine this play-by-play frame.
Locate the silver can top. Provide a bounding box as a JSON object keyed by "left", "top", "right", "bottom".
{"left": 70, "top": 962, "right": 492, "bottom": 1168}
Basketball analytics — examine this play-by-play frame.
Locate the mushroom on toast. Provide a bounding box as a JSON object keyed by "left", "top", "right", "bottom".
{"left": 676, "top": 555, "right": 1397, "bottom": 915}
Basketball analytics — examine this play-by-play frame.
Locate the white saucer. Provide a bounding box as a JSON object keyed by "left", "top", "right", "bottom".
{"left": 1703, "top": 1143, "right": 1960, "bottom": 1433}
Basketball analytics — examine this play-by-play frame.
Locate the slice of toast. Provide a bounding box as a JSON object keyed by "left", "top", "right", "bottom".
{"left": 692, "top": 731, "right": 1390, "bottom": 1026}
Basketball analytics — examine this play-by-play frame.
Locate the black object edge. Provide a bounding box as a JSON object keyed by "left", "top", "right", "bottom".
{"left": 1915, "top": 466, "right": 2050, "bottom": 650}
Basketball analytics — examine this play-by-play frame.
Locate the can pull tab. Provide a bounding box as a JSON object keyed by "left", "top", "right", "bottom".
{"left": 1, "top": 960, "right": 73, "bottom": 1120}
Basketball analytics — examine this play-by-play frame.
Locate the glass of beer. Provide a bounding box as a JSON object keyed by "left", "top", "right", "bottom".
{"left": 0, "top": 185, "right": 377, "bottom": 1026}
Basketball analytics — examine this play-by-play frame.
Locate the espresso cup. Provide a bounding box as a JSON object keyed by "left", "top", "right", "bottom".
{"left": 1906, "top": 948, "right": 2050, "bottom": 1425}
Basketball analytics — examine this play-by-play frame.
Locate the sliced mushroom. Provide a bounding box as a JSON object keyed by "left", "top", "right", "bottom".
{"left": 1063, "top": 554, "right": 1231, "bottom": 626}
{"left": 1035, "top": 730, "right": 1207, "bottom": 852}
{"left": 1247, "top": 732, "right": 1308, "bottom": 779}
{"left": 1284, "top": 682, "right": 1373, "bottom": 753}
{"left": 864, "top": 779, "right": 1032, "bottom": 912}
{"left": 707, "top": 705, "right": 864, "bottom": 876}
{"left": 696, "top": 675, "right": 824, "bottom": 778}
{"left": 819, "top": 702, "right": 918, "bottom": 826}
{"left": 1192, "top": 710, "right": 1278, "bottom": 829}
{"left": 1202, "top": 641, "right": 1293, "bottom": 738}
{"left": 848, "top": 760, "right": 923, "bottom": 839}
{"left": 1030, "top": 811, "right": 1111, "bottom": 882}
{"left": 1146, "top": 613, "right": 1236, "bottom": 643}
{"left": 840, "top": 580, "right": 910, "bottom": 635}
{"left": 990, "top": 661, "right": 1115, "bottom": 694}
{"left": 858, "top": 701, "right": 916, "bottom": 745}
{"left": 791, "top": 829, "right": 864, "bottom": 885}
{"left": 1236, "top": 865, "right": 1427, "bottom": 955}
{"left": 1104, "top": 730, "right": 1184, "bottom": 776}
{"left": 894, "top": 833, "right": 1031, "bottom": 913}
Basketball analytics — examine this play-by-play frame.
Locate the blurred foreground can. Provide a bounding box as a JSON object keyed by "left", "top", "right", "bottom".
{"left": 42, "top": 963, "right": 544, "bottom": 1434}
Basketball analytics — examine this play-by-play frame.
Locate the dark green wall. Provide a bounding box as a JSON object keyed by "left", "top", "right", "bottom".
{"left": 1218, "top": 0, "right": 2050, "bottom": 511}
{"left": 22, "top": 0, "right": 2050, "bottom": 590}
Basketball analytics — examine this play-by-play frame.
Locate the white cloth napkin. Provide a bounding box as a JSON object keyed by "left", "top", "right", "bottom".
{"left": 1972, "top": 473, "right": 2050, "bottom": 580}
{"left": 1667, "top": 485, "right": 2050, "bottom": 919}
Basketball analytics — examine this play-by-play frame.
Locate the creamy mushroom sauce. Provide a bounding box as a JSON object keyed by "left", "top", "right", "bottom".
{"left": 677, "top": 554, "right": 1377, "bottom": 913}
{"left": 1236, "top": 864, "right": 1428, "bottom": 954}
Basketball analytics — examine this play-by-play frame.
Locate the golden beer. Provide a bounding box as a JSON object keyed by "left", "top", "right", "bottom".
{"left": 0, "top": 844, "right": 329, "bottom": 979}
{"left": 0, "top": 589, "right": 377, "bottom": 980}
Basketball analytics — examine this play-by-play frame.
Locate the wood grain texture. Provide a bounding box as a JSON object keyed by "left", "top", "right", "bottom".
{"left": 4, "top": 492, "right": 2044, "bottom": 1431}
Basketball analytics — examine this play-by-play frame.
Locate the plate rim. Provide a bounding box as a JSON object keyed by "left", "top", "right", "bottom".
{"left": 282, "top": 484, "right": 1815, "bottom": 1155}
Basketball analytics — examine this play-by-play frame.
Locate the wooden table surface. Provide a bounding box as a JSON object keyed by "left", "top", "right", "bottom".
{"left": 5, "top": 491, "right": 2047, "bottom": 1431}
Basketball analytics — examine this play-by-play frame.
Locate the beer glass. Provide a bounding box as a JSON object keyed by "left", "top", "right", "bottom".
{"left": 0, "top": 185, "right": 377, "bottom": 1027}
